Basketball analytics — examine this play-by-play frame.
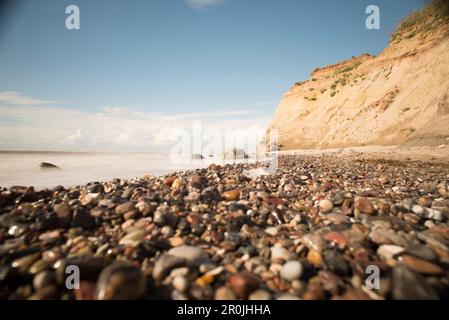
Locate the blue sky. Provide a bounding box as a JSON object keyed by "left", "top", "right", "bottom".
{"left": 0, "top": 0, "right": 427, "bottom": 151}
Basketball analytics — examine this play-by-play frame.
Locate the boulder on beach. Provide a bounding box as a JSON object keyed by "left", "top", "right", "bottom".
{"left": 38, "top": 162, "right": 61, "bottom": 171}
{"left": 191, "top": 154, "right": 204, "bottom": 160}
{"left": 220, "top": 148, "right": 249, "bottom": 160}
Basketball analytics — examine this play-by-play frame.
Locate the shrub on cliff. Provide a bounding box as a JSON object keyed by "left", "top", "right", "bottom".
{"left": 391, "top": 0, "right": 449, "bottom": 43}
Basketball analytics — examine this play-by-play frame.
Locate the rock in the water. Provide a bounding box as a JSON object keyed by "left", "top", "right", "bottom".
{"left": 191, "top": 154, "right": 204, "bottom": 160}
{"left": 220, "top": 148, "right": 249, "bottom": 160}
{"left": 38, "top": 162, "right": 60, "bottom": 171}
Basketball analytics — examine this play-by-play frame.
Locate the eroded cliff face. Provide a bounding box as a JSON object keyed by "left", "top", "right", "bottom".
{"left": 267, "top": 2, "right": 449, "bottom": 150}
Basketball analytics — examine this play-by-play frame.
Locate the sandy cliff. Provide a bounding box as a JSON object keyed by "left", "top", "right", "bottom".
{"left": 267, "top": 1, "right": 449, "bottom": 150}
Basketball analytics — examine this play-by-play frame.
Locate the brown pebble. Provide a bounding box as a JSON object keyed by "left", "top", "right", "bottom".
{"left": 355, "top": 197, "right": 375, "bottom": 215}
{"left": 163, "top": 176, "right": 177, "bottom": 187}
{"left": 307, "top": 249, "right": 323, "bottom": 267}
{"left": 323, "top": 231, "right": 347, "bottom": 248}
{"left": 228, "top": 272, "right": 259, "bottom": 299}
{"left": 172, "top": 178, "right": 184, "bottom": 190}
{"left": 222, "top": 190, "right": 241, "bottom": 201}
{"left": 115, "top": 202, "right": 135, "bottom": 215}
{"left": 75, "top": 281, "right": 96, "bottom": 300}
{"left": 400, "top": 255, "right": 443, "bottom": 275}
{"left": 215, "top": 286, "right": 236, "bottom": 300}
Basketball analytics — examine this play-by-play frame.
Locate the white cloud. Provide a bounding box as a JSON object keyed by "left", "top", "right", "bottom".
{"left": 62, "top": 128, "right": 83, "bottom": 144}
{"left": 0, "top": 91, "right": 58, "bottom": 106}
{"left": 0, "top": 102, "right": 270, "bottom": 152}
{"left": 185, "top": 0, "right": 226, "bottom": 9}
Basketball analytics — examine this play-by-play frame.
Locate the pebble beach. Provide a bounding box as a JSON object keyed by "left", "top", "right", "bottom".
{"left": 1, "top": 154, "right": 449, "bottom": 300}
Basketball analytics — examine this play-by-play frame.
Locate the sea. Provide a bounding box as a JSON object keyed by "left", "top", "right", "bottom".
{"left": 0, "top": 151, "right": 260, "bottom": 190}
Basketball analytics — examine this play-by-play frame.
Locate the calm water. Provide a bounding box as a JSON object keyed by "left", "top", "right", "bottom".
{"left": 0, "top": 152, "right": 229, "bottom": 189}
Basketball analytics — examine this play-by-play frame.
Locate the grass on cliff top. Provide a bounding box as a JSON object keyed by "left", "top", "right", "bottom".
{"left": 391, "top": 0, "right": 449, "bottom": 43}
{"left": 335, "top": 61, "right": 361, "bottom": 75}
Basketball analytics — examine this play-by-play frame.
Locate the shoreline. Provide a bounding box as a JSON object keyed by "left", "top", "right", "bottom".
{"left": 1, "top": 145, "right": 448, "bottom": 191}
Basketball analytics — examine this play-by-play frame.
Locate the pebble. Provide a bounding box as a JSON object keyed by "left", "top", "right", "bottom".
{"left": 270, "top": 245, "right": 291, "bottom": 263}
{"left": 323, "top": 231, "right": 347, "bottom": 248}
{"left": 280, "top": 261, "right": 303, "bottom": 281}
{"left": 12, "top": 253, "right": 40, "bottom": 273}
{"left": 171, "top": 178, "right": 184, "bottom": 190}
{"left": 392, "top": 265, "right": 438, "bottom": 300}
{"left": 53, "top": 202, "right": 72, "bottom": 228}
{"left": 319, "top": 199, "right": 334, "bottom": 213}
{"left": 307, "top": 249, "right": 323, "bottom": 267}
{"left": 168, "top": 246, "right": 208, "bottom": 262}
{"left": 400, "top": 255, "right": 443, "bottom": 275}
{"left": 221, "top": 190, "right": 241, "bottom": 201}
{"left": 276, "top": 293, "right": 301, "bottom": 300}
{"left": 265, "top": 227, "right": 278, "bottom": 236}
{"left": 95, "top": 263, "right": 146, "bottom": 300}
{"left": 115, "top": 201, "right": 135, "bottom": 215}
{"left": 152, "top": 255, "right": 187, "bottom": 281}
{"left": 405, "top": 244, "right": 438, "bottom": 262}
{"left": 354, "top": 197, "right": 375, "bottom": 215}
{"left": 214, "top": 286, "right": 236, "bottom": 300}
{"left": 249, "top": 289, "right": 271, "bottom": 300}
{"left": 29, "top": 259, "right": 52, "bottom": 275}
{"left": 119, "top": 229, "right": 145, "bottom": 246}
{"left": 189, "top": 175, "right": 206, "bottom": 190}
{"left": 71, "top": 208, "right": 95, "bottom": 229}
{"left": 33, "top": 271, "right": 55, "bottom": 291}
{"left": 377, "top": 245, "right": 405, "bottom": 260}
{"left": 172, "top": 275, "right": 188, "bottom": 292}
{"left": 228, "top": 272, "right": 259, "bottom": 299}
{"left": 326, "top": 213, "right": 348, "bottom": 224}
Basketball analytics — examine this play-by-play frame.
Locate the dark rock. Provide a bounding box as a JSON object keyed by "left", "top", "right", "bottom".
{"left": 323, "top": 250, "right": 351, "bottom": 276}
{"left": 38, "top": 162, "right": 60, "bottom": 171}
{"left": 228, "top": 272, "right": 259, "bottom": 299}
{"left": 95, "top": 263, "right": 146, "bottom": 300}
{"left": 392, "top": 265, "right": 438, "bottom": 300}
{"left": 71, "top": 208, "right": 95, "bottom": 229}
